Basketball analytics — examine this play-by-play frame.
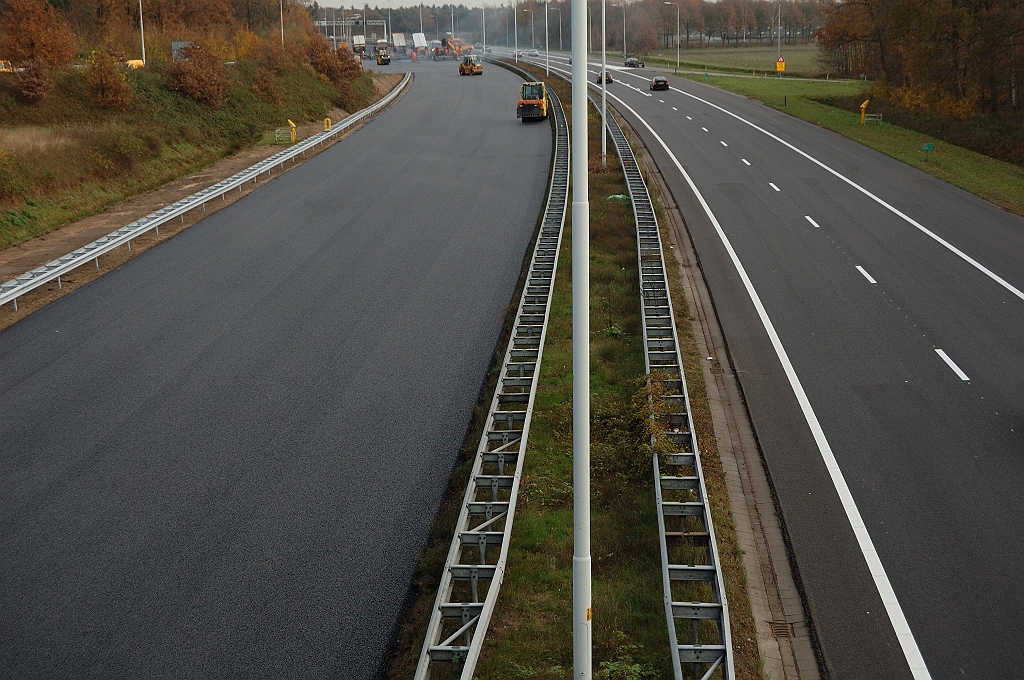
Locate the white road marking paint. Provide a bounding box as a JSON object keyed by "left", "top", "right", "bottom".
{"left": 664, "top": 83, "right": 1024, "bottom": 303}
{"left": 720, "top": 141, "right": 728, "bottom": 147}
{"left": 659, "top": 99, "right": 665, "bottom": 103}
{"left": 856, "top": 265, "right": 877, "bottom": 284}
{"left": 935, "top": 349, "right": 970, "bottom": 381}
{"left": 599, "top": 88, "right": 934, "bottom": 680}
{"left": 701, "top": 126, "right": 709, "bottom": 132}
{"left": 672, "top": 106, "right": 678, "bottom": 111}
{"left": 686, "top": 115, "right": 692, "bottom": 120}
{"left": 805, "top": 215, "right": 821, "bottom": 228}
{"left": 742, "top": 158, "right": 751, "bottom": 166}
{"left": 769, "top": 182, "right": 781, "bottom": 192}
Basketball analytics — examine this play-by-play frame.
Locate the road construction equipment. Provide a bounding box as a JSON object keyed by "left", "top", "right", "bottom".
{"left": 0, "top": 60, "right": 12, "bottom": 73}
{"left": 459, "top": 54, "right": 484, "bottom": 75}
{"left": 517, "top": 81, "right": 548, "bottom": 121}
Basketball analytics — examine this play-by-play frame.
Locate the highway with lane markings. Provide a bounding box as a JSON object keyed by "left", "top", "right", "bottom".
{"left": 0, "top": 58, "right": 551, "bottom": 677}
{"left": 513, "top": 50, "right": 1024, "bottom": 679}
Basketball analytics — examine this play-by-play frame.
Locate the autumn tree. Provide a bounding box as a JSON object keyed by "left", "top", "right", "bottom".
{"left": 0, "top": 0, "right": 77, "bottom": 67}
{"left": 167, "top": 41, "right": 231, "bottom": 106}
{"left": 86, "top": 49, "right": 134, "bottom": 110}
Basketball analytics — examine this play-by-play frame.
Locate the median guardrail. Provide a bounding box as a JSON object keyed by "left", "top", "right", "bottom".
{"left": 415, "top": 62, "right": 568, "bottom": 680}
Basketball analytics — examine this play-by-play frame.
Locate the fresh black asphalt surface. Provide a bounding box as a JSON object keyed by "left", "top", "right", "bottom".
{"left": 521, "top": 53, "right": 1024, "bottom": 678}
{"left": 0, "top": 59, "right": 551, "bottom": 677}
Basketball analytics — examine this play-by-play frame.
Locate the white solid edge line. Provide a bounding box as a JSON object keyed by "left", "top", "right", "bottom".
{"left": 935, "top": 349, "right": 970, "bottom": 381}
{"left": 856, "top": 265, "right": 877, "bottom": 284}
{"left": 769, "top": 182, "right": 781, "bottom": 192}
{"left": 601, "top": 88, "right": 934, "bottom": 680}
{"left": 720, "top": 141, "right": 728, "bottom": 147}
{"left": 667, "top": 84, "right": 1024, "bottom": 303}
{"left": 742, "top": 158, "right": 751, "bottom": 166}
{"left": 805, "top": 215, "right": 821, "bottom": 228}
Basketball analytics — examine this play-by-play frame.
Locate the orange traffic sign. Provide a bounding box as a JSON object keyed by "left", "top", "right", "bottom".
{"left": 776, "top": 55, "right": 785, "bottom": 72}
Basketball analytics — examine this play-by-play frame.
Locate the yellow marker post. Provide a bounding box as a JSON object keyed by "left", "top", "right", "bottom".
{"left": 324, "top": 118, "right": 332, "bottom": 131}
{"left": 860, "top": 99, "right": 870, "bottom": 125}
{"left": 287, "top": 119, "right": 296, "bottom": 143}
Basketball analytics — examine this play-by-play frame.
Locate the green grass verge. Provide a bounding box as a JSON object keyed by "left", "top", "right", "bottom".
{"left": 645, "top": 43, "right": 825, "bottom": 78}
{"left": 685, "top": 74, "right": 1024, "bottom": 218}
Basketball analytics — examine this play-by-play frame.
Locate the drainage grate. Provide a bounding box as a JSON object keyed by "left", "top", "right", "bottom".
{"left": 771, "top": 622, "right": 794, "bottom": 638}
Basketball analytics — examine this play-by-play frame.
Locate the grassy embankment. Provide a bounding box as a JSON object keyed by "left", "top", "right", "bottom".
{"left": 645, "top": 43, "right": 824, "bottom": 78}
{"left": 388, "top": 61, "right": 758, "bottom": 679}
{"left": 0, "top": 62, "right": 375, "bottom": 249}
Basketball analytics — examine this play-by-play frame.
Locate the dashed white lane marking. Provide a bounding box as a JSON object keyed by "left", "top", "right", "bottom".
{"left": 701, "top": 126, "right": 709, "bottom": 132}
{"left": 720, "top": 141, "right": 728, "bottom": 147}
{"left": 769, "top": 182, "right": 781, "bottom": 191}
{"left": 935, "top": 349, "right": 970, "bottom": 381}
{"left": 805, "top": 215, "right": 821, "bottom": 228}
{"left": 594, "top": 87, "right": 934, "bottom": 680}
{"left": 659, "top": 99, "right": 664, "bottom": 103}
{"left": 686, "top": 115, "right": 692, "bottom": 120}
{"left": 856, "top": 265, "right": 877, "bottom": 284}
{"left": 672, "top": 106, "right": 678, "bottom": 111}
{"left": 742, "top": 158, "right": 751, "bottom": 166}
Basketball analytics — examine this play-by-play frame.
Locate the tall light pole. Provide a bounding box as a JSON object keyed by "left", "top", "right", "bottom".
{"left": 482, "top": 6, "right": 486, "bottom": 53}
{"left": 544, "top": 1, "right": 549, "bottom": 73}
{"left": 524, "top": 8, "right": 534, "bottom": 49}
{"left": 551, "top": 7, "right": 562, "bottom": 50}
{"left": 501, "top": 9, "right": 508, "bottom": 46}
{"left": 451, "top": 4, "right": 455, "bottom": 40}
{"left": 665, "top": 2, "right": 678, "bottom": 73}
{"left": 279, "top": 0, "right": 284, "bottom": 45}
{"left": 431, "top": 14, "right": 438, "bottom": 40}
{"left": 570, "top": 0, "right": 592, "bottom": 677}
{"left": 601, "top": 0, "right": 606, "bottom": 163}
{"left": 138, "top": 0, "right": 146, "bottom": 64}
{"left": 419, "top": 4, "right": 423, "bottom": 33}
{"left": 613, "top": 1, "right": 625, "bottom": 56}
{"left": 514, "top": 0, "right": 518, "bottom": 59}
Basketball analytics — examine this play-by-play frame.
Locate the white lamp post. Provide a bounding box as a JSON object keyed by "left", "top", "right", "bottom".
{"left": 524, "top": 8, "right": 533, "bottom": 49}
{"left": 138, "top": 0, "right": 146, "bottom": 64}
{"left": 551, "top": 7, "right": 562, "bottom": 51}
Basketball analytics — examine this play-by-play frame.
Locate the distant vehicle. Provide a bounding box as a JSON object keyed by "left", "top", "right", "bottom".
{"left": 529, "top": 48, "right": 539, "bottom": 57}
{"left": 624, "top": 56, "right": 645, "bottom": 68}
{"left": 459, "top": 54, "right": 484, "bottom": 75}
{"left": 474, "top": 42, "right": 483, "bottom": 50}
{"left": 650, "top": 76, "right": 669, "bottom": 90}
{"left": 486, "top": 46, "right": 493, "bottom": 53}
{"left": 517, "top": 81, "right": 549, "bottom": 121}
{"left": 376, "top": 49, "right": 391, "bottom": 65}
{"left": 125, "top": 59, "right": 144, "bottom": 69}
{"left": 596, "top": 71, "right": 613, "bottom": 84}
{"left": 353, "top": 34, "right": 366, "bottom": 55}
{"left": 515, "top": 50, "right": 523, "bottom": 57}
{"left": 1, "top": 60, "right": 14, "bottom": 73}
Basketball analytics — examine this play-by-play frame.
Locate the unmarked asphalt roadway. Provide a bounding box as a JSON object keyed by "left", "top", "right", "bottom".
{"left": 0, "top": 58, "right": 551, "bottom": 677}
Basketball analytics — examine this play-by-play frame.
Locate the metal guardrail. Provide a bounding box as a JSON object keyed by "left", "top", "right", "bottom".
{"left": 594, "top": 88, "right": 734, "bottom": 680}
{"left": 414, "top": 66, "right": 568, "bottom": 680}
{"left": 515, "top": 54, "right": 734, "bottom": 679}
{"left": 0, "top": 72, "right": 412, "bottom": 312}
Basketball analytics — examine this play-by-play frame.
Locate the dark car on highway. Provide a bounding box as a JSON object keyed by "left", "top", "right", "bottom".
{"left": 650, "top": 76, "right": 669, "bottom": 90}
{"left": 596, "top": 71, "right": 613, "bottom": 84}
{"left": 624, "top": 56, "right": 645, "bottom": 68}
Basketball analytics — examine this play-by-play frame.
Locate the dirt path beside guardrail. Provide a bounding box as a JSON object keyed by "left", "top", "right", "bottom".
{"left": 0, "top": 72, "right": 405, "bottom": 331}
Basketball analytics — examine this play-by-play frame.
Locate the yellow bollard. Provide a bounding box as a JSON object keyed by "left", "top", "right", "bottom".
{"left": 860, "top": 99, "right": 870, "bottom": 125}
{"left": 287, "top": 119, "right": 297, "bottom": 143}
{"left": 324, "top": 118, "right": 332, "bottom": 131}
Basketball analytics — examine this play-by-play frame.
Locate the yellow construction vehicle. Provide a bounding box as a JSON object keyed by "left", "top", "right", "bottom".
{"left": 459, "top": 54, "right": 483, "bottom": 75}
{"left": 0, "top": 60, "right": 12, "bottom": 73}
{"left": 517, "top": 81, "right": 548, "bottom": 121}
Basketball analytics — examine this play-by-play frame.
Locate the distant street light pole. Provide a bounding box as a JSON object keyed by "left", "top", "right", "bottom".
{"left": 524, "top": 8, "right": 534, "bottom": 49}
{"left": 544, "top": 1, "right": 549, "bottom": 74}
{"left": 665, "top": 2, "right": 678, "bottom": 73}
{"left": 138, "top": 0, "right": 146, "bottom": 64}
{"left": 431, "top": 14, "right": 438, "bottom": 40}
{"left": 514, "top": 0, "right": 518, "bottom": 60}
{"left": 279, "top": 0, "right": 284, "bottom": 45}
{"left": 419, "top": 4, "right": 423, "bottom": 33}
{"left": 601, "top": 0, "right": 606, "bottom": 163}
{"left": 551, "top": 7, "right": 562, "bottom": 50}
{"left": 482, "top": 7, "right": 486, "bottom": 53}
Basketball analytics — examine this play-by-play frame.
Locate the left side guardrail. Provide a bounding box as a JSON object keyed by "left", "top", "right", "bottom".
{"left": 0, "top": 72, "right": 412, "bottom": 312}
